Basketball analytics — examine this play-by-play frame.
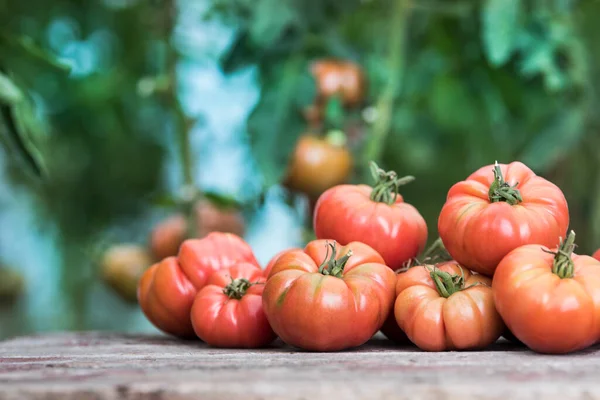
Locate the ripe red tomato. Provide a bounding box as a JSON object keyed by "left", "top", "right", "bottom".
{"left": 263, "top": 248, "right": 300, "bottom": 278}
{"left": 263, "top": 240, "right": 395, "bottom": 351}
{"left": 284, "top": 134, "right": 352, "bottom": 198}
{"left": 394, "top": 261, "right": 504, "bottom": 351}
{"left": 137, "top": 232, "right": 259, "bottom": 338}
{"left": 593, "top": 249, "right": 600, "bottom": 262}
{"left": 190, "top": 262, "right": 276, "bottom": 348}
{"left": 438, "top": 161, "right": 569, "bottom": 277}
{"left": 313, "top": 162, "right": 427, "bottom": 271}
{"left": 493, "top": 231, "right": 600, "bottom": 354}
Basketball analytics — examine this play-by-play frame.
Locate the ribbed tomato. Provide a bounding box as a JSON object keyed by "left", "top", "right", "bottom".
{"left": 493, "top": 231, "right": 600, "bottom": 354}
{"left": 438, "top": 161, "right": 569, "bottom": 277}
{"left": 263, "top": 248, "right": 300, "bottom": 278}
{"left": 394, "top": 261, "right": 504, "bottom": 351}
{"left": 190, "top": 262, "right": 276, "bottom": 348}
{"left": 314, "top": 162, "right": 427, "bottom": 271}
{"left": 263, "top": 240, "right": 396, "bottom": 351}
{"left": 137, "top": 232, "right": 259, "bottom": 338}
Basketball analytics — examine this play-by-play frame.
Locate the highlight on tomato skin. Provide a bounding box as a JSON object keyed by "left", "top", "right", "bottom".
{"left": 493, "top": 231, "right": 600, "bottom": 355}
{"left": 262, "top": 239, "right": 396, "bottom": 352}
{"left": 137, "top": 232, "right": 260, "bottom": 338}
{"left": 438, "top": 161, "right": 569, "bottom": 277}
{"left": 190, "top": 262, "right": 277, "bottom": 348}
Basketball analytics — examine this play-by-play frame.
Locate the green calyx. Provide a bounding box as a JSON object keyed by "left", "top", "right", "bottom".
{"left": 488, "top": 161, "right": 522, "bottom": 205}
{"left": 369, "top": 161, "right": 415, "bottom": 205}
{"left": 427, "top": 265, "right": 466, "bottom": 298}
{"left": 548, "top": 230, "right": 576, "bottom": 279}
{"left": 223, "top": 278, "right": 253, "bottom": 300}
{"left": 318, "top": 242, "right": 353, "bottom": 278}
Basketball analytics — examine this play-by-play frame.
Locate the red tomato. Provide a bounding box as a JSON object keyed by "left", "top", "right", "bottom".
{"left": 262, "top": 240, "right": 396, "bottom": 351}
{"left": 137, "top": 232, "right": 259, "bottom": 338}
{"left": 190, "top": 262, "right": 276, "bottom": 348}
{"left": 593, "top": 249, "right": 600, "bottom": 262}
{"left": 438, "top": 161, "right": 569, "bottom": 277}
{"left": 493, "top": 231, "right": 600, "bottom": 354}
{"left": 313, "top": 162, "right": 427, "bottom": 271}
{"left": 394, "top": 261, "right": 504, "bottom": 351}
{"left": 263, "top": 248, "right": 301, "bottom": 278}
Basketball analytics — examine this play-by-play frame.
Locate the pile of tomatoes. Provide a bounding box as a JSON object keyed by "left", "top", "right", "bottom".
{"left": 137, "top": 160, "right": 600, "bottom": 355}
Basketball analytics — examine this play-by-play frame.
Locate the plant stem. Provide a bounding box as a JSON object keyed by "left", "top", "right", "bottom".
{"left": 362, "top": 0, "right": 411, "bottom": 174}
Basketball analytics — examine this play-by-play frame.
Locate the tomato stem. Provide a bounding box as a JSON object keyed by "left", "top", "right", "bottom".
{"left": 427, "top": 265, "right": 465, "bottom": 298}
{"left": 550, "top": 230, "right": 576, "bottom": 279}
{"left": 488, "top": 161, "right": 522, "bottom": 205}
{"left": 223, "top": 278, "right": 253, "bottom": 300}
{"left": 369, "top": 161, "right": 414, "bottom": 205}
{"left": 318, "top": 242, "right": 353, "bottom": 278}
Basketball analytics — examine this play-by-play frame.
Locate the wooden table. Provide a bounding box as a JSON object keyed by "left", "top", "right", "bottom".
{"left": 1, "top": 332, "right": 600, "bottom": 399}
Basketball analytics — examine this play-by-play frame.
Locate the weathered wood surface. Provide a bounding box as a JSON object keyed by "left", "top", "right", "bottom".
{"left": 1, "top": 332, "right": 600, "bottom": 400}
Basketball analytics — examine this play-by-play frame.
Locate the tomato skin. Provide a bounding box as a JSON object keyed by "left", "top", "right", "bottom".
{"left": 593, "top": 249, "right": 600, "bottom": 262}
{"left": 394, "top": 261, "right": 504, "bottom": 351}
{"left": 137, "top": 232, "right": 259, "bottom": 338}
{"left": 438, "top": 162, "right": 569, "bottom": 277}
{"left": 285, "top": 135, "right": 352, "bottom": 198}
{"left": 262, "top": 240, "right": 396, "bottom": 351}
{"left": 379, "top": 272, "right": 410, "bottom": 344}
{"left": 313, "top": 184, "right": 427, "bottom": 271}
{"left": 493, "top": 245, "right": 600, "bottom": 354}
{"left": 190, "top": 263, "right": 276, "bottom": 348}
{"left": 263, "top": 248, "right": 301, "bottom": 278}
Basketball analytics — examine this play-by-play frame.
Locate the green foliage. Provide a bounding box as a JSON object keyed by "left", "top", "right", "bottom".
{"left": 482, "top": 0, "right": 522, "bottom": 66}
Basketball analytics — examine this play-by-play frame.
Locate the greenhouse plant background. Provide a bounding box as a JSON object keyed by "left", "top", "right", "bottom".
{"left": 1, "top": 0, "right": 600, "bottom": 338}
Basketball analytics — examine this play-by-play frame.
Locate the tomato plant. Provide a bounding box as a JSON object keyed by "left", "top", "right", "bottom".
{"left": 190, "top": 262, "right": 276, "bottom": 348}
{"left": 101, "top": 244, "right": 153, "bottom": 303}
{"left": 284, "top": 134, "right": 352, "bottom": 198}
{"left": 314, "top": 162, "right": 427, "bottom": 271}
{"left": 311, "top": 59, "right": 366, "bottom": 108}
{"left": 150, "top": 200, "right": 245, "bottom": 260}
{"left": 438, "top": 161, "right": 569, "bottom": 277}
{"left": 493, "top": 231, "right": 600, "bottom": 354}
{"left": 262, "top": 240, "right": 395, "bottom": 351}
{"left": 394, "top": 261, "right": 504, "bottom": 351}
{"left": 137, "top": 232, "right": 259, "bottom": 338}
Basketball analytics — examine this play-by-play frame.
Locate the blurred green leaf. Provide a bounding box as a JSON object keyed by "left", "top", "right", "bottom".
{"left": 0, "top": 34, "right": 71, "bottom": 73}
{"left": 0, "top": 72, "right": 24, "bottom": 105}
{"left": 481, "top": 0, "right": 521, "bottom": 66}
{"left": 248, "top": 57, "right": 314, "bottom": 187}
{"left": 250, "top": 0, "right": 297, "bottom": 48}
{"left": 203, "top": 190, "right": 243, "bottom": 210}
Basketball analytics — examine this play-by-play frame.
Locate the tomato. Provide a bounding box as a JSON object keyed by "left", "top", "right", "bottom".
{"left": 284, "top": 134, "right": 352, "bottom": 198}
{"left": 314, "top": 162, "right": 427, "bottom": 271}
{"left": 190, "top": 262, "right": 276, "bottom": 348}
{"left": 394, "top": 261, "right": 504, "bottom": 351}
{"left": 593, "top": 249, "right": 600, "bottom": 262}
{"left": 493, "top": 231, "right": 600, "bottom": 354}
{"left": 137, "top": 232, "right": 259, "bottom": 338}
{"left": 263, "top": 248, "right": 300, "bottom": 278}
{"left": 263, "top": 240, "right": 396, "bottom": 351}
{"left": 150, "top": 200, "right": 245, "bottom": 260}
{"left": 438, "top": 161, "right": 569, "bottom": 277}
{"left": 101, "top": 244, "right": 152, "bottom": 303}
{"left": 311, "top": 59, "right": 366, "bottom": 108}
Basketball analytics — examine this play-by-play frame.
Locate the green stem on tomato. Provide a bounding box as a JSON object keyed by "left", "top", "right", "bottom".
{"left": 551, "top": 230, "right": 576, "bottom": 279}
{"left": 317, "top": 242, "right": 353, "bottom": 278}
{"left": 362, "top": 0, "right": 410, "bottom": 173}
{"left": 427, "top": 265, "right": 465, "bottom": 298}
{"left": 369, "top": 161, "right": 414, "bottom": 205}
{"left": 488, "top": 161, "right": 522, "bottom": 205}
{"left": 223, "top": 278, "right": 252, "bottom": 300}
